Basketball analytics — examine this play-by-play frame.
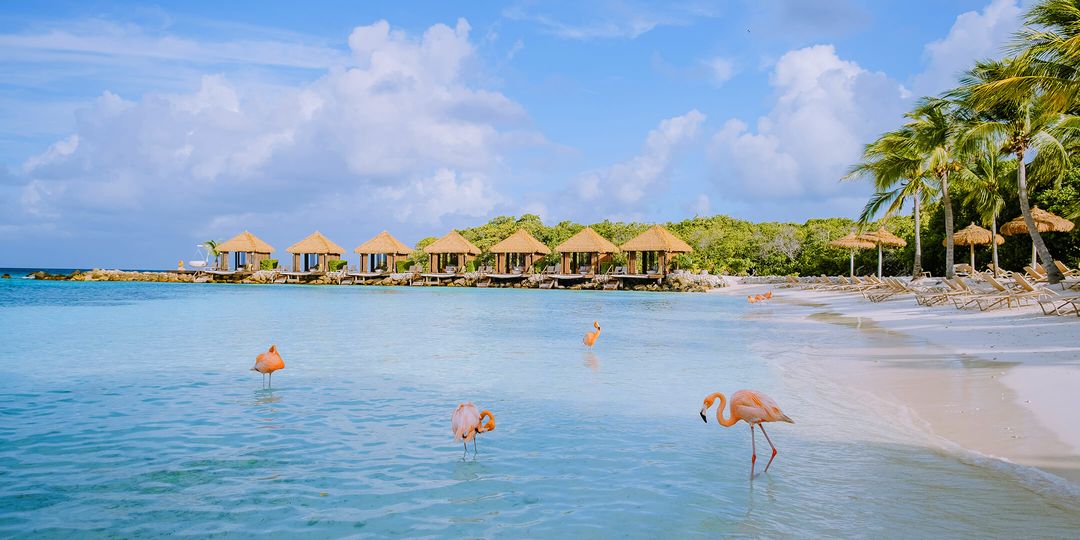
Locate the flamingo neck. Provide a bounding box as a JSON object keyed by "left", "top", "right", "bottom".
{"left": 478, "top": 410, "right": 496, "bottom": 432}
{"left": 710, "top": 392, "right": 738, "bottom": 427}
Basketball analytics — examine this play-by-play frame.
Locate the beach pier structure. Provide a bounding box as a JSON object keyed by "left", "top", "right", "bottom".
{"left": 488, "top": 229, "right": 551, "bottom": 278}
{"left": 552, "top": 227, "right": 619, "bottom": 286}
{"left": 286, "top": 231, "right": 345, "bottom": 275}
{"left": 353, "top": 231, "right": 411, "bottom": 278}
{"left": 422, "top": 230, "right": 481, "bottom": 283}
{"left": 209, "top": 231, "right": 274, "bottom": 276}
{"left": 619, "top": 225, "right": 693, "bottom": 281}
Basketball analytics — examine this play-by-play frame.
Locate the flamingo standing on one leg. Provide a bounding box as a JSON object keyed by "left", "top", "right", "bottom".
{"left": 251, "top": 345, "right": 285, "bottom": 387}
{"left": 700, "top": 390, "right": 793, "bottom": 480}
{"left": 583, "top": 321, "right": 602, "bottom": 347}
{"left": 451, "top": 403, "right": 496, "bottom": 456}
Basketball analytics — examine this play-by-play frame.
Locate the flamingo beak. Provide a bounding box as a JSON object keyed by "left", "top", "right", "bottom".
{"left": 700, "top": 411, "right": 707, "bottom": 423}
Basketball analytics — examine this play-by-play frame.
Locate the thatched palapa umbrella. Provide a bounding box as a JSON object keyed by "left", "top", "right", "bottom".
{"left": 944, "top": 223, "right": 1003, "bottom": 272}
{"left": 619, "top": 225, "right": 692, "bottom": 276}
{"left": 999, "top": 206, "right": 1075, "bottom": 268}
{"left": 858, "top": 228, "right": 907, "bottom": 277}
{"left": 828, "top": 232, "right": 875, "bottom": 277}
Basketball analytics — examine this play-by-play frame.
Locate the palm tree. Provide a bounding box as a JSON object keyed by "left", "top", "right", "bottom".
{"left": 846, "top": 129, "right": 936, "bottom": 277}
{"left": 957, "top": 144, "right": 1016, "bottom": 275}
{"left": 955, "top": 58, "right": 1080, "bottom": 283}
{"left": 967, "top": 0, "right": 1080, "bottom": 112}
{"left": 899, "top": 99, "right": 966, "bottom": 279}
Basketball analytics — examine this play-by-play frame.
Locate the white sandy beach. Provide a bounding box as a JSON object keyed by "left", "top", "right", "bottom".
{"left": 716, "top": 280, "right": 1080, "bottom": 486}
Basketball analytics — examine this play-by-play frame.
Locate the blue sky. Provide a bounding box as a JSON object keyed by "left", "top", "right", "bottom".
{"left": 0, "top": 0, "right": 1028, "bottom": 267}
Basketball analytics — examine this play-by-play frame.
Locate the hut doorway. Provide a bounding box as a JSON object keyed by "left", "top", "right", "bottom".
{"left": 234, "top": 252, "right": 248, "bottom": 270}
{"left": 303, "top": 254, "right": 321, "bottom": 272}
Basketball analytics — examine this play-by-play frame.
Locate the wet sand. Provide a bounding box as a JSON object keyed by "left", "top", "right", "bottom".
{"left": 717, "top": 282, "right": 1080, "bottom": 485}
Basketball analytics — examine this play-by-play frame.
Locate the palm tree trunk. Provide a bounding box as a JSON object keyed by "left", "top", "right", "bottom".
{"left": 912, "top": 189, "right": 922, "bottom": 278}
{"left": 1017, "top": 150, "right": 1064, "bottom": 284}
{"left": 942, "top": 171, "right": 955, "bottom": 279}
{"left": 991, "top": 214, "right": 999, "bottom": 277}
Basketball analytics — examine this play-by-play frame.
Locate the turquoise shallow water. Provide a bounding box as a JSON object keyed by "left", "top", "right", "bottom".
{"left": 1, "top": 279, "right": 1079, "bottom": 538}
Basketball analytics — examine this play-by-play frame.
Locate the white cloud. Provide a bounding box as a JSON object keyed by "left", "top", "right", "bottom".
{"left": 503, "top": 1, "right": 717, "bottom": 40}
{"left": 703, "top": 57, "right": 735, "bottom": 86}
{"left": 911, "top": 0, "right": 1023, "bottom": 96}
{"left": 14, "top": 18, "right": 535, "bottom": 237}
{"left": 577, "top": 109, "right": 705, "bottom": 205}
{"left": 708, "top": 45, "right": 908, "bottom": 203}
{"left": 0, "top": 19, "right": 350, "bottom": 70}
{"left": 377, "top": 168, "right": 506, "bottom": 225}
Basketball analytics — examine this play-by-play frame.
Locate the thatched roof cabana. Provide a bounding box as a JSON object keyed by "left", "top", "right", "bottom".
{"left": 423, "top": 230, "right": 481, "bottom": 273}
{"left": 354, "top": 231, "right": 411, "bottom": 273}
{"left": 489, "top": 229, "right": 550, "bottom": 274}
{"left": 286, "top": 231, "right": 345, "bottom": 272}
{"left": 214, "top": 231, "right": 274, "bottom": 271}
{"left": 554, "top": 227, "right": 619, "bottom": 275}
{"left": 619, "top": 225, "right": 692, "bottom": 276}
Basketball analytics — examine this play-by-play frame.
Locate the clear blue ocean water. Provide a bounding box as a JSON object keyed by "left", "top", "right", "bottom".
{"left": 1, "top": 278, "right": 1078, "bottom": 538}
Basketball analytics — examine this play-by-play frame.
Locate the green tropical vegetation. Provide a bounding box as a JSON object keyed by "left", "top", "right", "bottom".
{"left": 394, "top": 1, "right": 1080, "bottom": 279}
{"left": 848, "top": 0, "right": 1080, "bottom": 283}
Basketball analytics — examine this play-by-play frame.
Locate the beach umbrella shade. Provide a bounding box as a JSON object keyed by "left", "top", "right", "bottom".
{"left": 828, "top": 233, "right": 875, "bottom": 277}
{"left": 858, "top": 228, "right": 907, "bottom": 278}
{"left": 999, "top": 207, "right": 1075, "bottom": 268}
{"left": 944, "top": 222, "right": 1004, "bottom": 271}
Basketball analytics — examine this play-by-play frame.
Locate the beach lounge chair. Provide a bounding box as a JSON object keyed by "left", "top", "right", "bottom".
{"left": 915, "top": 278, "right": 969, "bottom": 307}
{"left": 1024, "top": 265, "right": 1048, "bottom": 283}
{"left": 985, "top": 263, "right": 1013, "bottom": 277}
{"left": 1053, "top": 260, "right": 1080, "bottom": 278}
{"left": 970, "top": 275, "right": 1044, "bottom": 311}
{"left": 953, "top": 263, "right": 974, "bottom": 277}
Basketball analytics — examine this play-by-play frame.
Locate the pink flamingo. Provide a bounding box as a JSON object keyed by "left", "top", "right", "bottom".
{"left": 583, "top": 321, "right": 601, "bottom": 347}
{"left": 251, "top": 344, "right": 285, "bottom": 387}
{"left": 700, "top": 390, "right": 794, "bottom": 479}
{"left": 451, "top": 403, "right": 495, "bottom": 455}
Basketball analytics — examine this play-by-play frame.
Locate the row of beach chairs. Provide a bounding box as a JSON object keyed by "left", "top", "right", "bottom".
{"left": 783, "top": 263, "right": 1080, "bottom": 317}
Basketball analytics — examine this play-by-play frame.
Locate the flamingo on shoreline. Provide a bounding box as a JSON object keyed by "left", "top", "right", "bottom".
{"left": 451, "top": 403, "right": 496, "bottom": 455}
{"left": 700, "top": 390, "right": 793, "bottom": 479}
{"left": 583, "top": 321, "right": 602, "bottom": 347}
{"left": 251, "top": 345, "right": 285, "bottom": 387}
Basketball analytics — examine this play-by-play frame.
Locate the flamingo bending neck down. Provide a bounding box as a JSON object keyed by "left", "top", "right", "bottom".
{"left": 451, "top": 403, "right": 496, "bottom": 455}
{"left": 700, "top": 390, "right": 793, "bottom": 479}
{"left": 251, "top": 345, "right": 285, "bottom": 387}
{"left": 583, "top": 321, "right": 602, "bottom": 347}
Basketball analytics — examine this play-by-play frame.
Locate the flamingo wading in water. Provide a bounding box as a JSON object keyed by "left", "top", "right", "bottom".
{"left": 451, "top": 403, "right": 495, "bottom": 455}
{"left": 251, "top": 345, "right": 285, "bottom": 387}
{"left": 583, "top": 321, "right": 601, "bottom": 347}
{"left": 700, "top": 390, "right": 793, "bottom": 479}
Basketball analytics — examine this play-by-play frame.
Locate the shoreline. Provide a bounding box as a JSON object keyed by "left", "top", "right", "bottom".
{"left": 716, "top": 281, "right": 1080, "bottom": 488}
{"left": 6, "top": 268, "right": 729, "bottom": 292}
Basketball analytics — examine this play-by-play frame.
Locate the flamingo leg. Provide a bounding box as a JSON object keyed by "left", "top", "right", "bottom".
{"left": 750, "top": 424, "right": 757, "bottom": 480}
{"left": 268, "top": 372, "right": 272, "bottom": 388}
{"left": 759, "top": 424, "right": 779, "bottom": 474}
{"left": 472, "top": 437, "right": 477, "bottom": 455}
{"left": 462, "top": 441, "right": 468, "bottom": 458}
{"left": 261, "top": 373, "right": 266, "bottom": 387}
